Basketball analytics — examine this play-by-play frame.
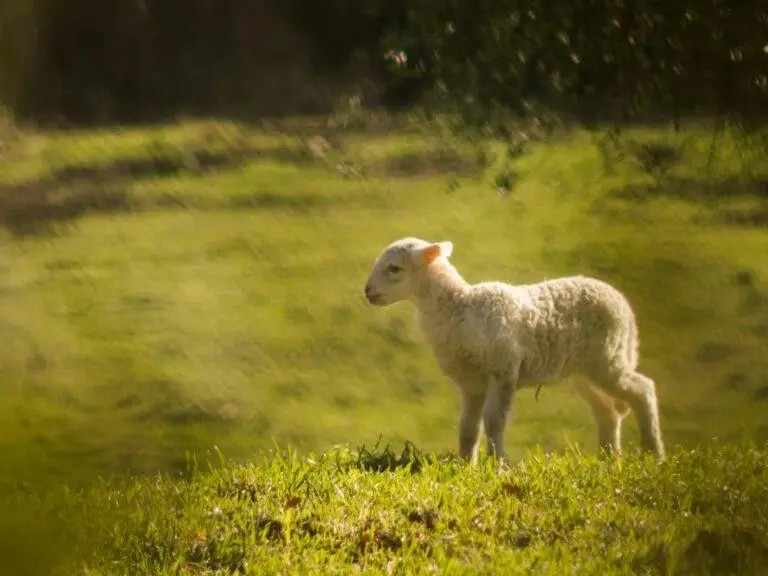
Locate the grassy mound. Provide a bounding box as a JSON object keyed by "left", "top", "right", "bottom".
{"left": 7, "top": 442, "right": 768, "bottom": 574}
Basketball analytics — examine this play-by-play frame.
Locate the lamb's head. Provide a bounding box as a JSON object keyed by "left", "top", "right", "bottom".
{"left": 363, "top": 237, "right": 453, "bottom": 307}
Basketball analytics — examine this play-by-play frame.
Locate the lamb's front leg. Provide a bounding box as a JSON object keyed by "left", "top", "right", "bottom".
{"left": 458, "top": 388, "right": 486, "bottom": 464}
{"left": 483, "top": 367, "right": 519, "bottom": 462}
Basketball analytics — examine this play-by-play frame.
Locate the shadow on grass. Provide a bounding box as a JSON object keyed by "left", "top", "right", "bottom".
{"left": 609, "top": 175, "right": 768, "bottom": 228}
{"left": 42, "top": 143, "right": 317, "bottom": 184}
{"left": 0, "top": 142, "right": 323, "bottom": 237}
{"left": 227, "top": 191, "right": 332, "bottom": 212}
{"left": 367, "top": 147, "right": 483, "bottom": 179}
{"left": 0, "top": 136, "right": 483, "bottom": 236}
{"left": 0, "top": 183, "right": 132, "bottom": 236}
{"left": 353, "top": 438, "right": 459, "bottom": 473}
{"left": 683, "top": 526, "right": 768, "bottom": 574}
{"left": 614, "top": 175, "right": 768, "bottom": 203}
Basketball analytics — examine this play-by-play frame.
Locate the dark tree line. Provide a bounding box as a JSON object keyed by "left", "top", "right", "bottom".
{"left": 0, "top": 0, "right": 765, "bottom": 126}
{"left": 383, "top": 0, "right": 768, "bottom": 129}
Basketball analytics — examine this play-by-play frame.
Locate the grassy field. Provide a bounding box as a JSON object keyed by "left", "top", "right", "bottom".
{"left": 4, "top": 441, "right": 768, "bottom": 575}
{"left": 0, "top": 115, "right": 767, "bottom": 572}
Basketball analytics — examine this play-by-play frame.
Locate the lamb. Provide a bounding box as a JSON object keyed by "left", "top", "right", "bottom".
{"left": 363, "top": 237, "right": 665, "bottom": 463}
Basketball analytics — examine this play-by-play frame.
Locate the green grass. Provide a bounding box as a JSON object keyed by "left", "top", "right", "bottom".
{"left": 1, "top": 116, "right": 767, "bottom": 572}
{"left": 1, "top": 119, "right": 767, "bottom": 487}
{"left": 8, "top": 442, "right": 768, "bottom": 575}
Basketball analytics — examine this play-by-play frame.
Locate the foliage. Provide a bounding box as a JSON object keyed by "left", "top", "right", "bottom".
{"left": 0, "top": 0, "right": 765, "bottom": 125}
{"left": 379, "top": 0, "right": 768, "bottom": 131}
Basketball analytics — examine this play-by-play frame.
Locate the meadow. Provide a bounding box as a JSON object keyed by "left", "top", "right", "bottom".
{"left": 1, "top": 114, "right": 767, "bottom": 573}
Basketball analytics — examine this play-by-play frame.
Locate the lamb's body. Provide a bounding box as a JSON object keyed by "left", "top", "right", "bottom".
{"left": 364, "top": 237, "right": 665, "bottom": 463}
{"left": 416, "top": 275, "right": 638, "bottom": 391}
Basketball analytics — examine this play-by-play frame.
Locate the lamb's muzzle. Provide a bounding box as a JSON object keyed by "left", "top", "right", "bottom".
{"left": 364, "top": 284, "right": 384, "bottom": 306}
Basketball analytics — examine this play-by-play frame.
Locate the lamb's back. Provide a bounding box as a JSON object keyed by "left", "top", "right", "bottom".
{"left": 465, "top": 275, "right": 636, "bottom": 380}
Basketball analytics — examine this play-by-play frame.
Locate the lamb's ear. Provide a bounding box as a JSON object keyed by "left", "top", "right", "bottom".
{"left": 438, "top": 241, "right": 453, "bottom": 259}
{"left": 420, "top": 241, "right": 453, "bottom": 265}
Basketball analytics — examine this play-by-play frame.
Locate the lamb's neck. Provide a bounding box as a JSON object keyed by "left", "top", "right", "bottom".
{"left": 411, "top": 261, "right": 470, "bottom": 314}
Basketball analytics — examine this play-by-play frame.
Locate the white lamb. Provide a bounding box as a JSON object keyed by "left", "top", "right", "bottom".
{"left": 363, "top": 237, "right": 665, "bottom": 463}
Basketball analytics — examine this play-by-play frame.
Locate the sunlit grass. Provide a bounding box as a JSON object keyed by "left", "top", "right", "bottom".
{"left": 0, "top": 119, "right": 767, "bottom": 490}
{"left": 1, "top": 117, "right": 767, "bottom": 573}
{"left": 11, "top": 441, "right": 768, "bottom": 575}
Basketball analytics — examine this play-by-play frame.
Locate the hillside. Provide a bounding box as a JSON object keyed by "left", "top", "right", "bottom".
{"left": 1, "top": 118, "right": 767, "bottom": 488}
{"left": 1, "top": 115, "right": 768, "bottom": 573}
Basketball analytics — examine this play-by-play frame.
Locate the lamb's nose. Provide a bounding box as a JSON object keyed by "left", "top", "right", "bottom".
{"left": 364, "top": 285, "right": 372, "bottom": 297}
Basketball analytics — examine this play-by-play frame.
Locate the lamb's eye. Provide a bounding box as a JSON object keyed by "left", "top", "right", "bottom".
{"left": 386, "top": 264, "right": 402, "bottom": 274}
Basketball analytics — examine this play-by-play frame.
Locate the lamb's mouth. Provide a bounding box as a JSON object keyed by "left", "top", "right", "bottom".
{"left": 366, "top": 292, "right": 385, "bottom": 306}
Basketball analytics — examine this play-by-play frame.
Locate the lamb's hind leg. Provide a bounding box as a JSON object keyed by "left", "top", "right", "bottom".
{"left": 572, "top": 378, "right": 626, "bottom": 458}
{"left": 592, "top": 368, "right": 665, "bottom": 458}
